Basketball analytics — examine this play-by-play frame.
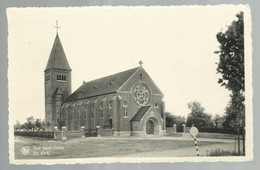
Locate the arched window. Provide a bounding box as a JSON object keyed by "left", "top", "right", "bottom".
{"left": 100, "top": 102, "right": 104, "bottom": 117}
{"left": 56, "top": 74, "right": 67, "bottom": 81}
{"left": 109, "top": 100, "right": 113, "bottom": 108}
{"left": 92, "top": 103, "right": 95, "bottom": 110}
{"left": 123, "top": 101, "right": 128, "bottom": 118}
{"left": 100, "top": 102, "right": 103, "bottom": 110}
{"left": 46, "top": 74, "right": 50, "bottom": 81}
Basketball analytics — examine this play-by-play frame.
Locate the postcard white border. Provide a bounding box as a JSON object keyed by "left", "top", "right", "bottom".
{"left": 7, "top": 5, "right": 253, "bottom": 164}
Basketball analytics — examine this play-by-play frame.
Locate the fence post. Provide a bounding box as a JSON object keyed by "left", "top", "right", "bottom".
{"left": 182, "top": 124, "right": 186, "bottom": 133}
{"left": 242, "top": 126, "right": 245, "bottom": 156}
{"left": 53, "top": 126, "right": 58, "bottom": 141}
{"left": 96, "top": 125, "right": 101, "bottom": 137}
{"left": 61, "top": 126, "right": 67, "bottom": 141}
{"left": 234, "top": 133, "right": 237, "bottom": 153}
{"left": 81, "top": 126, "right": 85, "bottom": 138}
{"left": 173, "top": 124, "right": 177, "bottom": 133}
{"left": 237, "top": 127, "right": 240, "bottom": 156}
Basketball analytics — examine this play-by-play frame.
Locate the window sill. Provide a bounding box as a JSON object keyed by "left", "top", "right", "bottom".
{"left": 57, "top": 80, "right": 67, "bottom": 82}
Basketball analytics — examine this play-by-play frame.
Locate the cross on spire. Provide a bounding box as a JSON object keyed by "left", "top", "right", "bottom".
{"left": 139, "top": 60, "right": 143, "bottom": 67}
{"left": 54, "top": 20, "right": 60, "bottom": 34}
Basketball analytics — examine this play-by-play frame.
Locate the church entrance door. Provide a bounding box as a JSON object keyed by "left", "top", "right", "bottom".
{"left": 109, "top": 117, "right": 112, "bottom": 129}
{"left": 146, "top": 120, "right": 155, "bottom": 134}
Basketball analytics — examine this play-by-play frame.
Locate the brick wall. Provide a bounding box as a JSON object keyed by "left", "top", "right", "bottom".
{"left": 100, "top": 129, "right": 113, "bottom": 136}
{"left": 66, "top": 131, "right": 82, "bottom": 139}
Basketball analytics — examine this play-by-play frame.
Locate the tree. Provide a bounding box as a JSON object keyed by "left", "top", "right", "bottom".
{"left": 165, "top": 112, "right": 186, "bottom": 127}
{"left": 35, "top": 119, "right": 42, "bottom": 130}
{"left": 25, "top": 116, "right": 35, "bottom": 130}
{"left": 173, "top": 115, "right": 186, "bottom": 132}
{"left": 14, "top": 117, "right": 47, "bottom": 131}
{"left": 215, "top": 12, "right": 245, "bottom": 155}
{"left": 165, "top": 112, "right": 175, "bottom": 127}
{"left": 57, "top": 118, "right": 66, "bottom": 130}
{"left": 215, "top": 12, "right": 245, "bottom": 125}
{"left": 173, "top": 115, "right": 186, "bottom": 126}
{"left": 45, "top": 121, "right": 51, "bottom": 131}
{"left": 14, "top": 120, "right": 21, "bottom": 130}
{"left": 41, "top": 120, "right": 46, "bottom": 130}
{"left": 186, "top": 101, "right": 213, "bottom": 128}
{"left": 215, "top": 12, "right": 244, "bottom": 93}
{"left": 215, "top": 12, "right": 245, "bottom": 129}
{"left": 213, "top": 114, "right": 225, "bottom": 127}
{"left": 222, "top": 92, "right": 245, "bottom": 128}
{"left": 165, "top": 112, "right": 186, "bottom": 132}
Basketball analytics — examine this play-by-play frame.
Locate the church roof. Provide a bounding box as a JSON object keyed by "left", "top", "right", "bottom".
{"left": 45, "top": 34, "right": 71, "bottom": 72}
{"left": 64, "top": 67, "right": 140, "bottom": 102}
{"left": 131, "top": 106, "right": 151, "bottom": 121}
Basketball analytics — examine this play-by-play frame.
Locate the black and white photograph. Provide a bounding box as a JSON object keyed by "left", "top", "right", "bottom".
{"left": 7, "top": 6, "right": 252, "bottom": 164}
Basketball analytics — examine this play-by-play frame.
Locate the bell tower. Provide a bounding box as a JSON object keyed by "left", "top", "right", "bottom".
{"left": 44, "top": 31, "right": 71, "bottom": 131}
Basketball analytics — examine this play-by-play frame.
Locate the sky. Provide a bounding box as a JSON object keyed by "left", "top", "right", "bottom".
{"left": 7, "top": 6, "right": 250, "bottom": 124}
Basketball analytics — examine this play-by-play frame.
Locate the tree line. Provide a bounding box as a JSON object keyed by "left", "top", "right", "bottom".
{"left": 14, "top": 116, "right": 47, "bottom": 131}
{"left": 166, "top": 101, "right": 225, "bottom": 129}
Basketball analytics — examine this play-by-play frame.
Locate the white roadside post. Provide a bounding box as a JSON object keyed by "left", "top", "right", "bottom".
{"left": 190, "top": 127, "right": 199, "bottom": 156}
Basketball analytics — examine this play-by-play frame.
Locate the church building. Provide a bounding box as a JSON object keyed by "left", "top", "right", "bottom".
{"left": 44, "top": 33, "right": 166, "bottom": 137}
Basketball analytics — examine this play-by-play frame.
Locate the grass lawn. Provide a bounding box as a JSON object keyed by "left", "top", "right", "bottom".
{"left": 14, "top": 136, "right": 230, "bottom": 159}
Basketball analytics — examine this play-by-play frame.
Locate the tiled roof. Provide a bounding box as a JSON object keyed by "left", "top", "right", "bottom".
{"left": 45, "top": 34, "right": 71, "bottom": 72}
{"left": 64, "top": 67, "right": 139, "bottom": 102}
{"left": 131, "top": 106, "right": 151, "bottom": 121}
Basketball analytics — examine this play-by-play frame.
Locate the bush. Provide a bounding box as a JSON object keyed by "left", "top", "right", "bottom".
{"left": 85, "top": 129, "right": 97, "bottom": 137}
{"left": 198, "top": 127, "right": 236, "bottom": 134}
{"left": 176, "top": 125, "right": 184, "bottom": 132}
{"left": 14, "top": 131, "right": 54, "bottom": 138}
{"left": 207, "top": 148, "right": 239, "bottom": 156}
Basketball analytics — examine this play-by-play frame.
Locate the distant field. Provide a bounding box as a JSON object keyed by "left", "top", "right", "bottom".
{"left": 14, "top": 135, "right": 236, "bottom": 159}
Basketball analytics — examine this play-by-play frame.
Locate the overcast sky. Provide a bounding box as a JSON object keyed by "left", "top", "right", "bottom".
{"left": 7, "top": 6, "right": 250, "bottom": 123}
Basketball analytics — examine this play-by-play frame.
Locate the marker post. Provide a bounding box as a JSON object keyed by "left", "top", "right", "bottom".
{"left": 190, "top": 127, "right": 199, "bottom": 156}
{"left": 193, "top": 136, "right": 200, "bottom": 156}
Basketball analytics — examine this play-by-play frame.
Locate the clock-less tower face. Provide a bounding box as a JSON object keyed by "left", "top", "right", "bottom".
{"left": 133, "top": 85, "right": 150, "bottom": 106}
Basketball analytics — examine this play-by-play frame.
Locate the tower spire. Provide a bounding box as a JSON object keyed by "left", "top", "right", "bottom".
{"left": 54, "top": 20, "right": 60, "bottom": 34}
{"left": 45, "top": 32, "right": 71, "bottom": 72}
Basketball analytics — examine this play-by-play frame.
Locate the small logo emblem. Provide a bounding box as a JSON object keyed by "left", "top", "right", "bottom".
{"left": 21, "top": 146, "right": 30, "bottom": 156}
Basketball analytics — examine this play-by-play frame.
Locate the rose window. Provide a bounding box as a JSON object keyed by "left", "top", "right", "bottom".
{"left": 133, "top": 85, "right": 150, "bottom": 105}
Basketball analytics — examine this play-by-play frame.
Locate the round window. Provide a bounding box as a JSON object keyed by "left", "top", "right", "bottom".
{"left": 133, "top": 85, "right": 150, "bottom": 106}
